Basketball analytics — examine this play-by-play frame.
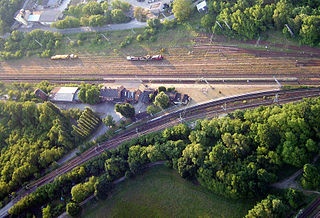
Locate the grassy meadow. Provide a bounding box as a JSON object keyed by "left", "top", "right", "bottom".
{"left": 82, "top": 165, "right": 255, "bottom": 218}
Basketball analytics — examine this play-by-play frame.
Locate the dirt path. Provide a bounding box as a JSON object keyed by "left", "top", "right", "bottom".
{"left": 271, "top": 155, "right": 320, "bottom": 191}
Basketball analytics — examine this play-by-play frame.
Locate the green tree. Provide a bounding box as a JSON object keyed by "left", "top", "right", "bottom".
{"left": 172, "top": 0, "right": 193, "bottom": 22}
{"left": 42, "top": 204, "right": 52, "bottom": 218}
{"left": 134, "top": 7, "right": 147, "bottom": 22}
{"left": 82, "top": 1, "right": 103, "bottom": 15}
{"left": 94, "top": 174, "right": 113, "bottom": 200}
{"left": 301, "top": 164, "right": 320, "bottom": 189}
{"left": 245, "top": 195, "right": 288, "bottom": 218}
{"left": 111, "top": 9, "right": 127, "bottom": 23}
{"left": 115, "top": 103, "right": 135, "bottom": 118}
{"left": 146, "top": 105, "right": 161, "bottom": 115}
{"left": 66, "top": 202, "right": 81, "bottom": 217}
{"left": 285, "top": 189, "right": 304, "bottom": 209}
{"left": 154, "top": 91, "right": 170, "bottom": 109}
{"left": 103, "top": 115, "right": 115, "bottom": 127}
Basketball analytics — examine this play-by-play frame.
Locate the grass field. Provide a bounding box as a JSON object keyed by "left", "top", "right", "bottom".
{"left": 82, "top": 165, "right": 255, "bottom": 218}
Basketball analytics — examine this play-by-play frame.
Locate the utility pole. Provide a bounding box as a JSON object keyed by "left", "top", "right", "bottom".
{"left": 223, "top": 20, "right": 231, "bottom": 30}
{"left": 216, "top": 20, "right": 223, "bottom": 29}
{"left": 255, "top": 36, "right": 261, "bottom": 47}
{"left": 101, "top": 33, "right": 110, "bottom": 41}
{"left": 221, "top": 102, "right": 227, "bottom": 111}
{"left": 273, "top": 94, "right": 279, "bottom": 103}
{"left": 273, "top": 76, "right": 281, "bottom": 88}
{"left": 285, "top": 24, "right": 294, "bottom": 37}
{"left": 34, "top": 39, "right": 43, "bottom": 47}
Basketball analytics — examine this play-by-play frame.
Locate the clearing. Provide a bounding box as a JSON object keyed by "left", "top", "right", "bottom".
{"left": 82, "top": 165, "right": 255, "bottom": 218}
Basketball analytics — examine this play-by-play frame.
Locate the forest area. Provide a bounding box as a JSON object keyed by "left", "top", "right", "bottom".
{"left": 201, "top": 0, "right": 320, "bottom": 46}
{"left": 0, "top": 95, "right": 101, "bottom": 209}
{"left": 8, "top": 96, "right": 320, "bottom": 217}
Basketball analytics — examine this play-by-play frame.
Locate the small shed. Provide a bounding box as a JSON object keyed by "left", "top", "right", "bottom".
{"left": 34, "top": 88, "right": 48, "bottom": 101}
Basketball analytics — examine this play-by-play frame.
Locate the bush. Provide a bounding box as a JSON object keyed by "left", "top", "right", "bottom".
{"left": 149, "top": 36, "right": 156, "bottom": 42}
{"left": 39, "top": 49, "right": 52, "bottom": 58}
{"left": 136, "top": 34, "right": 143, "bottom": 41}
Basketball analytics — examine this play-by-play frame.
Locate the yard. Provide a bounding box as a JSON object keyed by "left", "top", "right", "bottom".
{"left": 82, "top": 165, "right": 255, "bottom": 218}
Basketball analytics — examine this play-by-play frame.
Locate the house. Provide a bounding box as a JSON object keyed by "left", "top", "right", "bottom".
{"left": 196, "top": 1, "right": 208, "bottom": 13}
{"left": 150, "top": 2, "right": 163, "bottom": 15}
{"left": 38, "top": 10, "right": 62, "bottom": 25}
{"left": 100, "top": 86, "right": 123, "bottom": 102}
{"left": 121, "top": 88, "right": 141, "bottom": 103}
{"left": 139, "top": 89, "right": 155, "bottom": 104}
{"left": 14, "top": 8, "right": 62, "bottom": 26}
{"left": 34, "top": 88, "right": 48, "bottom": 101}
{"left": 164, "top": 91, "right": 190, "bottom": 105}
{"left": 14, "top": 9, "right": 31, "bottom": 25}
{"left": 49, "top": 87, "right": 79, "bottom": 102}
{"left": 182, "top": 94, "right": 190, "bottom": 104}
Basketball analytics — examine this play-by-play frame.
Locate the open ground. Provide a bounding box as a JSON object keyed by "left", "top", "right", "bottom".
{"left": 82, "top": 165, "right": 255, "bottom": 218}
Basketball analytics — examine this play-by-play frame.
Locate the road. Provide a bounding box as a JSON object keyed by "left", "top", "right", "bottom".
{"left": 16, "top": 19, "right": 147, "bottom": 34}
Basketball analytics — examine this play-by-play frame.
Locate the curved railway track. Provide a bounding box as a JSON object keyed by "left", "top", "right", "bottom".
{"left": 1, "top": 87, "right": 319, "bottom": 218}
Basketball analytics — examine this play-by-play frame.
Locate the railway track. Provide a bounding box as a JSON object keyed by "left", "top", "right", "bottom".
{"left": 298, "top": 197, "right": 320, "bottom": 218}
{"left": 3, "top": 88, "right": 320, "bottom": 217}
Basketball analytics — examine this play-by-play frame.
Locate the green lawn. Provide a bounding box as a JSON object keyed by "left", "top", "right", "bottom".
{"left": 82, "top": 165, "right": 255, "bottom": 218}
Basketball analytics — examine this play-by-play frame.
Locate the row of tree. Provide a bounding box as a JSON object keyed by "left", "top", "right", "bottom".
{"left": 10, "top": 96, "right": 320, "bottom": 217}
{"left": 52, "top": 0, "right": 131, "bottom": 29}
{"left": 0, "top": 30, "right": 62, "bottom": 60}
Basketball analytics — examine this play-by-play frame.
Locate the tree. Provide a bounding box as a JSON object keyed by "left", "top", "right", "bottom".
{"left": 103, "top": 115, "right": 115, "bottom": 127}
{"left": 88, "top": 14, "right": 106, "bottom": 27}
{"left": 172, "top": 0, "right": 193, "bottom": 22}
{"left": 115, "top": 103, "right": 135, "bottom": 118}
{"left": 301, "top": 164, "right": 320, "bottom": 189}
{"left": 111, "top": 0, "right": 131, "bottom": 12}
{"left": 245, "top": 195, "right": 288, "bottom": 218}
{"left": 94, "top": 174, "right": 113, "bottom": 200}
{"left": 154, "top": 91, "right": 170, "bottom": 109}
{"left": 146, "top": 105, "right": 161, "bottom": 115}
{"left": 82, "top": 1, "right": 103, "bottom": 16}
{"left": 66, "top": 202, "right": 81, "bottom": 217}
{"left": 71, "top": 176, "right": 96, "bottom": 203}
{"left": 285, "top": 189, "right": 304, "bottom": 209}
{"left": 134, "top": 7, "right": 147, "bottom": 22}
{"left": 42, "top": 204, "right": 52, "bottom": 218}
{"left": 273, "top": 0, "right": 293, "bottom": 30}
{"left": 111, "top": 9, "right": 127, "bottom": 23}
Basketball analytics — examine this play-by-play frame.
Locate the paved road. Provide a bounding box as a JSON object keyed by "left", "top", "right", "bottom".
{"left": 16, "top": 19, "right": 147, "bottom": 34}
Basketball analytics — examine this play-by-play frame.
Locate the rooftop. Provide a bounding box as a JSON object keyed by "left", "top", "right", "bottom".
{"left": 49, "top": 87, "right": 79, "bottom": 102}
